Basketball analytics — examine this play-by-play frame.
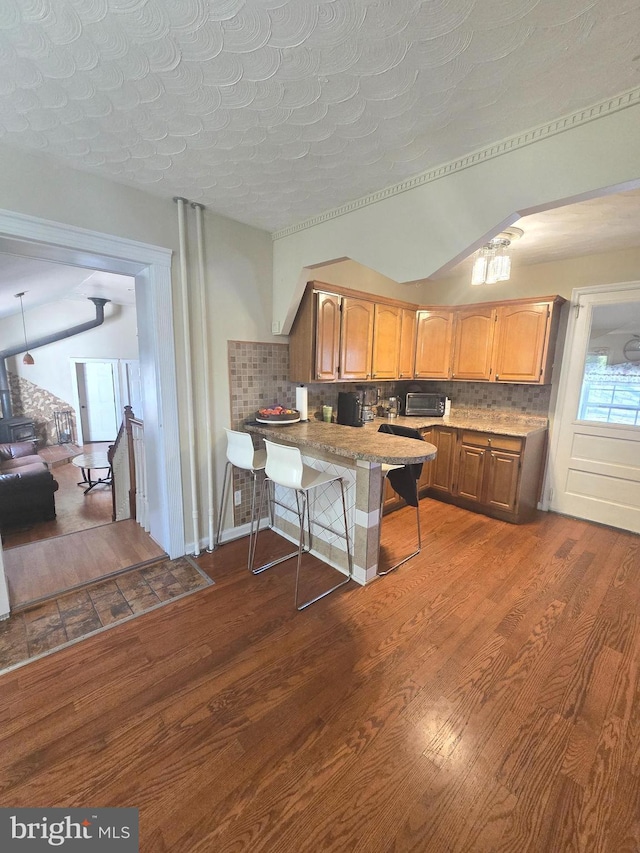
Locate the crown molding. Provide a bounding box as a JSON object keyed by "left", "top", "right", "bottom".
{"left": 272, "top": 86, "right": 640, "bottom": 242}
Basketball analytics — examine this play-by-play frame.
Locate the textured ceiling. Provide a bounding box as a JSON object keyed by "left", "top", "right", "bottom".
{"left": 0, "top": 0, "right": 639, "bottom": 233}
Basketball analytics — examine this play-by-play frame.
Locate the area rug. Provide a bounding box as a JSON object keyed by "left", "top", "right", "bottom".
{"left": 0, "top": 556, "right": 213, "bottom": 674}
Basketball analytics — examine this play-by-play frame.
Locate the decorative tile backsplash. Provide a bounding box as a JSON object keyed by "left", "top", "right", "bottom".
{"left": 399, "top": 380, "right": 552, "bottom": 416}
{"left": 226, "top": 341, "right": 552, "bottom": 526}
{"left": 228, "top": 340, "right": 402, "bottom": 428}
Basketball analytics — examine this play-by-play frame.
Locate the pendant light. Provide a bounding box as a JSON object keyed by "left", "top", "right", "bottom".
{"left": 471, "top": 227, "right": 523, "bottom": 286}
{"left": 15, "top": 292, "right": 34, "bottom": 365}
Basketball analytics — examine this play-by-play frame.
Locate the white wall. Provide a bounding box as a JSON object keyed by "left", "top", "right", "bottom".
{"left": 273, "top": 101, "right": 640, "bottom": 332}
{"left": 1, "top": 299, "right": 138, "bottom": 406}
{"left": 307, "top": 258, "right": 423, "bottom": 303}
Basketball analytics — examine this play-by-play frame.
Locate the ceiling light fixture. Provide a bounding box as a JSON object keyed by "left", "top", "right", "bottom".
{"left": 15, "top": 292, "right": 34, "bottom": 365}
{"left": 471, "top": 227, "right": 523, "bottom": 285}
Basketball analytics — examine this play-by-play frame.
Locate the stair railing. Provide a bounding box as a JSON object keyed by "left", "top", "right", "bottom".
{"left": 108, "top": 406, "right": 146, "bottom": 528}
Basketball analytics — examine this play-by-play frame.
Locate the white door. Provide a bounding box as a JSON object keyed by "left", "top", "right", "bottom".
{"left": 76, "top": 361, "right": 119, "bottom": 442}
{"left": 549, "top": 283, "right": 640, "bottom": 533}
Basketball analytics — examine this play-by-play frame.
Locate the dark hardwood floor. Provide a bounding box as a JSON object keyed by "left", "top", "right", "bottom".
{"left": 0, "top": 500, "right": 638, "bottom": 852}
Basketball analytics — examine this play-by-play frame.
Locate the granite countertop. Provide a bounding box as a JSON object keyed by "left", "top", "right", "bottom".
{"left": 246, "top": 409, "right": 546, "bottom": 462}
{"left": 246, "top": 420, "right": 437, "bottom": 465}
{"left": 381, "top": 410, "right": 548, "bottom": 437}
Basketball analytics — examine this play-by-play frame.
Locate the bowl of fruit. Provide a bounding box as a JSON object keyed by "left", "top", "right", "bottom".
{"left": 256, "top": 405, "right": 301, "bottom": 424}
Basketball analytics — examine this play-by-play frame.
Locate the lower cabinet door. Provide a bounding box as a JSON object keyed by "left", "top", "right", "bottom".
{"left": 485, "top": 450, "right": 520, "bottom": 511}
{"left": 456, "top": 445, "right": 485, "bottom": 502}
{"left": 430, "top": 428, "right": 457, "bottom": 493}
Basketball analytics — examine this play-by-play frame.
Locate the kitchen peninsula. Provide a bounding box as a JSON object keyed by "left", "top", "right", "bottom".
{"left": 246, "top": 420, "right": 437, "bottom": 585}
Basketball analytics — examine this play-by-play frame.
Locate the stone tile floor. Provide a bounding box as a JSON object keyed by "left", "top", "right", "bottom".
{"left": 0, "top": 556, "right": 213, "bottom": 673}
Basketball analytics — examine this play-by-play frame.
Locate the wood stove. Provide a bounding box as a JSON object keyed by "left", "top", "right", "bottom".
{"left": 0, "top": 416, "right": 37, "bottom": 443}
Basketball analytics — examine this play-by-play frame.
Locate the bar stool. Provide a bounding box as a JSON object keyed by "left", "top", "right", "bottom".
{"left": 377, "top": 423, "right": 425, "bottom": 576}
{"left": 251, "top": 439, "right": 353, "bottom": 610}
{"left": 215, "top": 429, "right": 266, "bottom": 568}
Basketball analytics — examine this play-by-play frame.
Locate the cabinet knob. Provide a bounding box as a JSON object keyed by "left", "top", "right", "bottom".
{"left": 495, "top": 374, "right": 499, "bottom": 380}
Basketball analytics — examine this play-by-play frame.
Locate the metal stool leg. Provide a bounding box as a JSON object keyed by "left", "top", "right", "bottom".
{"left": 295, "top": 478, "right": 352, "bottom": 611}
{"left": 377, "top": 472, "right": 422, "bottom": 576}
{"left": 250, "top": 477, "right": 300, "bottom": 575}
{"left": 216, "top": 461, "right": 266, "bottom": 570}
{"left": 246, "top": 468, "right": 261, "bottom": 570}
{"left": 214, "top": 460, "right": 233, "bottom": 550}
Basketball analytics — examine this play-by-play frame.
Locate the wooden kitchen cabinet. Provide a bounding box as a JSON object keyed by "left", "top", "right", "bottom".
{"left": 429, "top": 427, "right": 457, "bottom": 494}
{"left": 451, "top": 306, "right": 497, "bottom": 381}
{"left": 340, "top": 297, "right": 375, "bottom": 380}
{"left": 289, "top": 282, "right": 565, "bottom": 386}
{"left": 382, "top": 424, "right": 545, "bottom": 524}
{"left": 314, "top": 292, "right": 341, "bottom": 381}
{"left": 456, "top": 443, "right": 486, "bottom": 503}
{"left": 372, "top": 303, "right": 401, "bottom": 380}
{"left": 289, "top": 283, "right": 417, "bottom": 383}
{"left": 455, "top": 432, "right": 521, "bottom": 512}
{"left": 451, "top": 297, "right": 564, "bottom": 384}
{"left": 493, "top": 299, "right": 563, "bottom": 384}
{"left": 289, "top": 287, "right": 341, "bottom": 383}
{"left": 415, "top": 309, "right": 453, "bottom": 379}
{"left": 485, "top": 449, "right": 521, "bottom": 512}
{"left": 452, "top": 430, "right": 545, "bottom": 522}
{"left": 398, "top": 308, "right": 417, "bottom": 379}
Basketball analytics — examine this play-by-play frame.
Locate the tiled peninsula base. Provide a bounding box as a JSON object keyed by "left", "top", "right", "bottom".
{"left": 268, "top": 448, "right": 385, "bottom": 586}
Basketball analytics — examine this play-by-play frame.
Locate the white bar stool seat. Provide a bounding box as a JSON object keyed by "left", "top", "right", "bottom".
{"left": 215, "top": 429, "right": 266, "bottom": 567}
{"left": 251, "top": 439, "right": 353, "bottom": 610}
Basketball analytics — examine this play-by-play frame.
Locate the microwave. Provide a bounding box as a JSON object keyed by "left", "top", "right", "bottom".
{"left": 404, "top": 392, "right": 446, "bottom": 417}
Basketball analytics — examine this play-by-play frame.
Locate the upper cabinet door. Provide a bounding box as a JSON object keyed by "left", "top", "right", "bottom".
{"left": 451, "top": 306, "right": 497, "bottom": 381}
{"left": 493, "top": 302, "right": 550, "bottom": 383}
{"left": 372, "top": 303, "right": 401, "bottom": 380}
{"left": 415, "top": 310, "right": 453, "bottom": 379}
{"left": 398, "top": 309, "right": 417, "bottom": 379}
{"left": 340, "top": 297, "right": 374, "bottom": 380}
{"left": 315, "top": 292, "right": 341, "bottom": 381}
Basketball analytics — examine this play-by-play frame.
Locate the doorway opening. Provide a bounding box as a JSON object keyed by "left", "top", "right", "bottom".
{"left": 1, "top": 266, "right": 138, "bottom": 546}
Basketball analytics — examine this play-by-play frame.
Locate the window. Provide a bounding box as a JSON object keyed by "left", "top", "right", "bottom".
{"left": 579, "top": 364, "right": 640, "bottom": 425}
{"left": 577, "top": 302, "right": 640, "bottom": 427}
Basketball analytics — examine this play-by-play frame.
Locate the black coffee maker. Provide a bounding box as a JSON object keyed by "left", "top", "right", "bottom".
{"left": 337, "top": 391, "right": 363, "bottom": 427}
